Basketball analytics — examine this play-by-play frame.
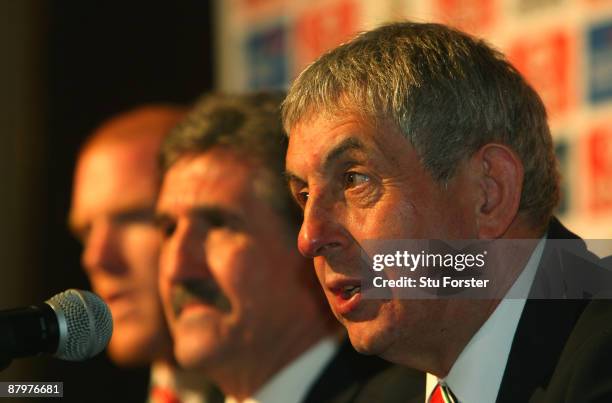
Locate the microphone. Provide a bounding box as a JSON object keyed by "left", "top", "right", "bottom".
{"left": 0, "top": 289, "right": 113, "bottom": 368}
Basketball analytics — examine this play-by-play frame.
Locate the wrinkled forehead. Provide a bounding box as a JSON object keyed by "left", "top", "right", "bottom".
{"left": 286, "top": 108, "right": 396, "bottom": 158}
{"left": 157, "top": 149, "right": 261, "bottom": 213}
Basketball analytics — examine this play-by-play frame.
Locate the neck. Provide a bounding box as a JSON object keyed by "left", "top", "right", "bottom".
{"left": 211, "top": 319, "right": 334, "bottom": 401}
{"left": 152, "top": 360, "right": 216, "bottom": 394}
{"left": 387, "top": 227, "right": 542, "bottom": 377}
{"left": 411, "top": 298, "right": 503, "bottom": 378}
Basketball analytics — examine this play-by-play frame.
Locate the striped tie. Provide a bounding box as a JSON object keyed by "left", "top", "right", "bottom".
{"left": 428, "top": 382, "right": 457, "bottom": 403}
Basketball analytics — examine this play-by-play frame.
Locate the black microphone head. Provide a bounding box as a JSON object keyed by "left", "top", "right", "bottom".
{"left": 45, "top": 289, "right": 113, "bottom": 361}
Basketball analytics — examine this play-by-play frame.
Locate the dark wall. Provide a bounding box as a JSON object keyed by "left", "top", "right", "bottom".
{"left": 0, "top": 2, "right": 214, "bottom": 402}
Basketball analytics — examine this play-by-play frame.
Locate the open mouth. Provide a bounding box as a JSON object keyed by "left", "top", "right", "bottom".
{"left": 329, "top": 281, "right": 363, "bottom": 316}
{"left": 340, "top": 285, "right": 361, "bottom": 300}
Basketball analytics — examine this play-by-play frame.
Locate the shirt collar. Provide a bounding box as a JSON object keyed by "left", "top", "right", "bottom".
{"left": 426, "top": 236, "right": 546, "bottom": 403}
{"left": 225, "top": 336, "right": 339, "bottom": 403}
{"left": 150, "top": 361, "right": 213, "bottom": 403}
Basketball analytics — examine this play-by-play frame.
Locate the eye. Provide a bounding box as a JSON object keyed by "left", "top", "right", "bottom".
{"left": 295, "top": 190, "right": 309, "bottom": 208}
{"left": 156, "top": 217, "right": 177, "bottom": 239}
{"left": 165, "top": 222, "right": 177, "bottom": 238}
{"left": 206, "top": 212, "right": 227, "bottom": 228}
{"left": 344, "top": 172, "right": 370, "bottom": 188}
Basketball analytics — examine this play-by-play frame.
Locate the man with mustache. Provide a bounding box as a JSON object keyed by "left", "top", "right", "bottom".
{"left": 70, "top": 106, "right": 221, "bottom": 402}
{"left": 282, "top": 22, "right": 612, "bottom": 402}
{"left": 156, "top": 92, "right": 422, "bottom": 403}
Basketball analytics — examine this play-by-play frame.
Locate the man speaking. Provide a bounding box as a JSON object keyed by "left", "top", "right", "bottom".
{"left": 282, "top": 22, "right": 612, "bottom": 402}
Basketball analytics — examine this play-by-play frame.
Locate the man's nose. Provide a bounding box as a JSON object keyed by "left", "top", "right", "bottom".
{"left": 160, "top": 222, "right": 207, "bottom": 283}
{"left": 297, "top": 194, "right": 347, "bottom": 258}
{"left": 82, "top": 219, "right": 124, "bottom": 275}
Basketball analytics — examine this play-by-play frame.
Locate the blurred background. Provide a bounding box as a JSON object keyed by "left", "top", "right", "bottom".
{"left": 0, "top": 1, "right": 213, "bottom": 401}
{"left": 0, "top": 0, "right": 611, "bottom": 402}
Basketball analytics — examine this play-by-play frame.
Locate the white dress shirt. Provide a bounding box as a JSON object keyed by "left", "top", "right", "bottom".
{"left": 225, "top": 337, "right": 339, "bottom": 403}
{"left": 425, "top": 237, "right": 546, "bottom": 403}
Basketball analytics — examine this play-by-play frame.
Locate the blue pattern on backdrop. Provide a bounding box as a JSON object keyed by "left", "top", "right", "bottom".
{"left": 588, "top": 20, "right": 612, "bottom": 104}
{"left": 555, "top": 138, "right": 570, "bottom": 215}
{"left": 245, "top": 21, "right": 289, "bottom": 90}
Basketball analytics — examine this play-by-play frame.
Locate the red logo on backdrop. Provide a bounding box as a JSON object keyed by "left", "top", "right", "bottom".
{"left": 294, "top": 0, "right": 359, "bottom": 74}
{"left": 507, "top": 29, "right": 573, "bottom": 121}
{"left": 433, "top": 0, "right": 497, "bottom": 34}
{"left": 583, "top": 0, "right": 612, "bottom": 7}
{"left": 588, "top": 124, "right": 612, "bottom": 214}
{"left": 238, "top": 0, "right": 287, "bottom": 20}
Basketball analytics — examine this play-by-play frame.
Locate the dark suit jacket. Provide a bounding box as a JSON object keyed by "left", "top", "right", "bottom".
{"left": 496, "top": 218, "right": 612, "bottom": 403}
{"left": 303, "top": 339, "right": 424, "bottom": 403}
{"left": 201, "top": 338, "right": 423, "bottom": 403}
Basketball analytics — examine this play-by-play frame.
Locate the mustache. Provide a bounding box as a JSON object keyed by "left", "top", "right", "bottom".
{"left": 171, "top": 279, "right": 231, "bottom": 316}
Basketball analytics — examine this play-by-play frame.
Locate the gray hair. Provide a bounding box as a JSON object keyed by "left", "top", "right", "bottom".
{"left": 282, "top": 21, "right": 559, "bottom": 230}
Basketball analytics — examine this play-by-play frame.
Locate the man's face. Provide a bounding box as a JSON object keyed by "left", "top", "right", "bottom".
{"left": 157, "top": 147, "right": 310, "bottom": 371}
{"left": 285, "top": 112, "right": 478, "bottom": 362}
{"left": 70, "top": 140, "right": 170, "bottom": 365}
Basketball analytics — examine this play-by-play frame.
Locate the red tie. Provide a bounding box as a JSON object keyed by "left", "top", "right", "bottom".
{"left": 150, "top": 385, "right": 181, "bottom": 403}
{"left": 428, "top": 383, "right": 457, "bottom": 403}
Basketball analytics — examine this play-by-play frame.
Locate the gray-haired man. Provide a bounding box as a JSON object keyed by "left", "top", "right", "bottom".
{"left": 283, "top": 22, "right": 612, "bottom": 403}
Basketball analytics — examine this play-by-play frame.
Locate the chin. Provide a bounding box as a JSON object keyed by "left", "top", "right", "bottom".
{"left": 107, "top": 338, "right": 153, "bottom": 367}
{"left": 172, "top": 323, "right": 225, "bottom": 370}
{"left": 341, "top": 302, "right": 401, "bottom": 359}
{"left": 174, "top": 337, "right": 219, "bottom": 370}
{"left": 343, "top": 321, "right": 386, "bottom": 356}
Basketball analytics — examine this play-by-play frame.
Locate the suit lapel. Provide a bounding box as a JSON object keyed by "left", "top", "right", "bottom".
{"left": 496, "top": 218, "right": 589, "bottom": 403}
{"left": 496, "top": 299, "right": 587, "bottom": 403}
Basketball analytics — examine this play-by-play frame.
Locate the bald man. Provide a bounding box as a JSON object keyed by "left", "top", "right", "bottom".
{"left": 70, "top": 106, "right": 221, "bottom": 403}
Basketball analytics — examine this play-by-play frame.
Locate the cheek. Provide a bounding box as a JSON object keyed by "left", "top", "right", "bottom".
{"left": 351, "top": 197, "right": 417, "bottom": 240}
{"left": 122, "top": 226, "right": 162, "bottom": 277}
{"left": 206, "top": 232, "right": 259, "bottom": 302}
{"left": 427, "top": 195, "right": 476, "bottom": 239}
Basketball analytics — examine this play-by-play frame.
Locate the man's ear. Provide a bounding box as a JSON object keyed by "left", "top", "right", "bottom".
{"left": 472, "top": 144, "right": 524, "bottom": 239}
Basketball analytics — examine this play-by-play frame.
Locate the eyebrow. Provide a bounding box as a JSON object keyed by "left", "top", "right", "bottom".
{"left": 113, "top": 208, "right": 156, "bottom": 223}
{"left": 285, "top": 137, "right": 367, "bottom": 184}
{"left": 193, "top": 206, "right": 243, "bottom": 225}
{"left": 69, "top": 206, "right": 156, "bottom": 237}
{"left": 155, "top": 206, "right": 244, "bottom": 227}
{"left": 284, "top": 171, "right": 304, "bottom": 186}
{"left": 322, "top": 137, "right": 367, "bottom": 171}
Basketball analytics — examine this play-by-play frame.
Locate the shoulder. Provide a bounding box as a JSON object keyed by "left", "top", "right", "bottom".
{"left": 541, "top": 300, "right": 612, "bottom": 403}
